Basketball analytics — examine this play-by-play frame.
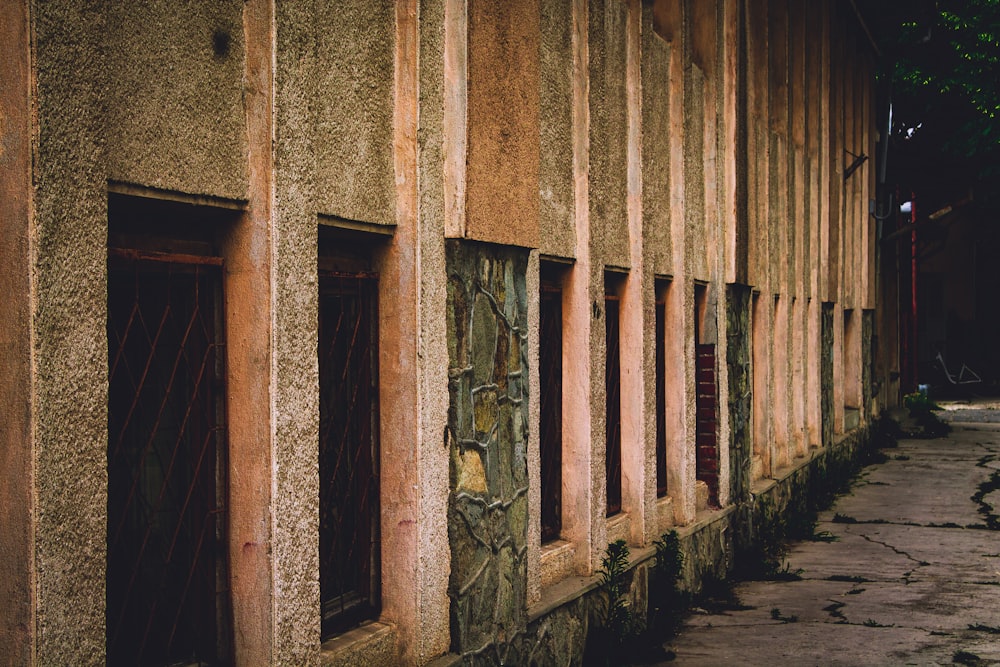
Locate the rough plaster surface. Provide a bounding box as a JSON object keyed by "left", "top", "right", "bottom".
{"left": 588, "top": 0, "right": 629, "bottom": 270}
{"left": 31, "top": 1, "right": 109, "bottom": 663}
{"left": 106, "top": 0, "right": 248, "bottom": 200}
{"left": 314, "top": 0, "right": 396, "bottom": 225}
{"left": 416, "top": 0, "right": 454, "bottom": 660}
{"left": 641, "top": 8, "right": 673, "bottom": 277}
{"left": 465, "top": 0, "right": 540, "bottom": 248}
{"left": 273, "top": 1, "right": 321, "bottom": 661}
{"left": 0, "top": 1, "right": 34, "bottom": 662}
{"left": 538, "top": 0, "right": 576, "bottom": 259}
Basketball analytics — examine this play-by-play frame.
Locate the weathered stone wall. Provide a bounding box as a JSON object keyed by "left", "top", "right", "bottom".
{"left": 727, "top": 284, "right": 752, "bottom": 503}
{"left": 821, "top": 303, "right": 835, "bottom": 446}
{"left": 862, "top": 309, "right": 873, "bottom": 419}
{"left": 446, "top": 241, "right": 530, "bottom": 661}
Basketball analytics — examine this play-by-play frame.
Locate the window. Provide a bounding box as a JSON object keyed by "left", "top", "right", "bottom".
{"left": 694, "top": 283, "right": 719, "bottom": 506}
{"left": 605, "top": 274, "right": 624, "bottom": 517}
{"left": 318, "top": 239, "right": 381, "bottom": 638}
{"left": 655, "top": 281, "right": 669, "bottom": 498}
{"left": 107, "top": 223, "right": 229, "bottom": 665}
{"left": 539, "top": 263, "right": 564, "bottom": 543}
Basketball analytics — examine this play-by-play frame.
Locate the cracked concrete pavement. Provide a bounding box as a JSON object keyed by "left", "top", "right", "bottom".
{"left": 660, "top": 407, "right": 1000, "bottom": 666}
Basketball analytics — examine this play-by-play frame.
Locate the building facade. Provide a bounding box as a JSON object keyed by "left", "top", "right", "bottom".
{"left": 0, "top": 0, "right": 879, "bottom": 664}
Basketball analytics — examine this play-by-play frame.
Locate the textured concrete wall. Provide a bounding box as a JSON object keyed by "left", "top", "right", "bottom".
{"left": 313, "top": 0, "right": 396, "bottom": 225}
{"left": 589, "top": 0, "right": 629, "bottom": 269}
{"left": 0, "top": 1, "right": 33, "bottom": 662}
{"left": 465, "top": 0, "right": 540, "bottom": 247}
{"left": 106, "top": 1, "right": 248, "bottom": 200}
{"left": 272, "top": 0, "right": 321, "bottom": 661}
{"left": 539, "top": 0, "right": 576, "bottom": 259}
{"left": 31, "top": 2, "right": 109, "bottom": 662}
{"left": 641, "top": 5, "right": 674, "bottom": 277}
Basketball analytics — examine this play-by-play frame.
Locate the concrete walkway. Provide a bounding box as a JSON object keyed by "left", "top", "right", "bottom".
{"left": 660, "top": 410, "right": 1000, "bottom": 666}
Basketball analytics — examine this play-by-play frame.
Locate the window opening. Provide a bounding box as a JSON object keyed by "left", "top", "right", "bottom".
{"left": 319, "top": 268, "right": 381, "bottom": 638}
{"left": 107, "top": 248, "right": 229, "bottom": 666}
{"left": 693, "top": 283, "right": 719, "bottom": 506}
{"left": 605, "top": 275, "right": 624, "bottom": 517}
{"left": 539, "top": 264, "right": 564, "bottom": 542}
{"left": 655, "top": 281, "right": 669, "bottom": 498}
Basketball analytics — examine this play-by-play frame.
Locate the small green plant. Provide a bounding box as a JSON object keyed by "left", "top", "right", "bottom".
{"left": 770, "top": 607, "right": 798, "bottom": 623}
{"left": 863, "top": 618, "right": 892, "bottom": 628}
{"left": 598, "top": 539, "right": 633, "bottom": 643}
{"left": 903, "top": 391, "right": 940, "bottom": 413}
{"left": 653, "top": 530, "right": 684, "bottom": 589}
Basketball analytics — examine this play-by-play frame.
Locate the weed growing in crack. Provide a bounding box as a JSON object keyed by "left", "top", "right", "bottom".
{"left": 822, "top": 601, "right": 846, "bottom": 621}
{"left": 968, "top": 623, "right": 1000, "bottom": 634}
{"left": 971, "top": 470, "right": 1000, "bottom": 530}
{"left": 826, "top": 574, "right": 871, "bottom": 583}
{"left": 809, "top": 530, "right": 838, "bottom": 542}
{"left": 952, "top": 649, "right": 985, "bottom": 666}
{"left": 769, "top": 608, "right": 798, "bottom": 623}
{"left": 862, "top": 618, "right": 893, "bottom": 628}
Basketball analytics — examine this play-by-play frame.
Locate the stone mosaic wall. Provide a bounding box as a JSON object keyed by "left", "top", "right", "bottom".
{"left": 862, "top": 310, "right": 873, "bottom": 420}
{"left": 727, "top": 285, "right": 752, "bottom": 503}
{"left": 445, "top": 241, "right": 530, "bottom": 662}
{"left": 821, "top": 303, "right": 834, "bottom": 446}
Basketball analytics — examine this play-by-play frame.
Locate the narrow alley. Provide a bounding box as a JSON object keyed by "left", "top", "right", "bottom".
{"left": 661, "top": 405, "right": 1000, "bottom": 666}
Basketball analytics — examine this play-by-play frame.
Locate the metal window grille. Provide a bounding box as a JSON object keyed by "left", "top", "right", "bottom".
{"left": 539, "top": 280, "right": 563, "bottom": 542}
{"left": 107, "top": 249, "right": 229, "bottom": 666}
{"left": 605, "top": 293, "right": 622, "bottom": 517}
{"left": 655, "top": 296, "right": 668, "bottom": 498}
{"left": 695, "top": 343, "right": 719, "bottom": 506}
{"left": 319, "top": 272, "right": 381, "bottom": 638}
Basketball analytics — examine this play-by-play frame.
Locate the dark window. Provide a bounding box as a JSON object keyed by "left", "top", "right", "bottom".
{"left": 107, "top": 249, "right": 229, "bottom": 666}
{"left": 655, "top": 286, "right": 668, "bottom": 498}
{"left": 539, "top": 265, "right": 564, "bottom": 543}
{"left": 319, "top": 270, "right": 381, "bottom": 638}
{"left": 693, "top": 284, "right": 719, "bottom": 506}
{"left": 605, "top": 276, "right": 623, "bottom": 517}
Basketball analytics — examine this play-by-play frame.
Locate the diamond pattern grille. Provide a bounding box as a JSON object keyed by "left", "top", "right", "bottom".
{"left": 107, "top": 250, "right": 228, "bottom": 666}
{"left": 319, "top": 272, "right": 380, "bottom": 638}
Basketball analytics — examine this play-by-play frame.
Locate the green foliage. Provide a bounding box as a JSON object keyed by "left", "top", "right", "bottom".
{"left": 653, "top": 530, "right": 684, "bottom": 591}
{"left": 597, "top": 539, "right": 634, "bottom": 643}
{"left": 887, "top": 1, "right": 1000, "bottom": 156}
{"left": 903, "top": 391, "right": 941, "bottom": 413}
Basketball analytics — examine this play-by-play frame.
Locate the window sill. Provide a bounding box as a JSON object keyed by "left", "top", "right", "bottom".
{"left": 540, "top": 539, "right": 576, "bottom": 590}
{"left": 320, "top": 620, "right": 397, "bottom": 667}
{"left": 606, "top": 511, "right": 631, "bottom": 545}
{"left": 654, "top": 495, "right": 675, "bottom": 536}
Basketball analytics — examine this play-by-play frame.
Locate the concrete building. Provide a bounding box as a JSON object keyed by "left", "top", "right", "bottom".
{"left": 0, "top": 0, "right": 880, "bottom": 664}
